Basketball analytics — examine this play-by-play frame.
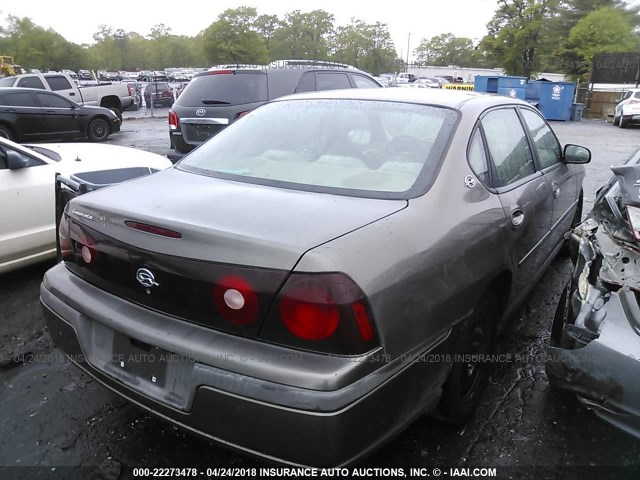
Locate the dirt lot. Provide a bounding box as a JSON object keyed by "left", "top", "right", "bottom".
{"left": 1, "top": 116, "right": 639, "bottom": 480}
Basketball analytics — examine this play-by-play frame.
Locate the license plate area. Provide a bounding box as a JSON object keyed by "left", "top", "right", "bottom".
{"left": 112, "top": 333, "right": 168, "bottom": 386}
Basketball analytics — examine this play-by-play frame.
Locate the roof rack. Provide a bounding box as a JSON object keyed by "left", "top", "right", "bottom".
{"left": 267, "top": 59, "right": 356, "bottom": 70}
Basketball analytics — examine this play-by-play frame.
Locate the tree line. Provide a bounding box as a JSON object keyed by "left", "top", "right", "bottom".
{"left": 0, "top": 1, "right": 638, "bottom": 78}
{"left": 417, "top": 0, "right": 640, "bottom": 79}
{"left": 0, "top": 7, "right": 397, "bottom": 75}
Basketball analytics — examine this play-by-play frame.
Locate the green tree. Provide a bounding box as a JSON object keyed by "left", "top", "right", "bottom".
{"left": 330, "top": 19, "right": 396, "bottom": 74}
{"left": 565, "top": 6, "right": 639, "bottom": 76}
{"left": 414, "top": 33, "right": 479, "bottom": 67}
{"left": 202, "top": 7, "right": 269, "bottom": 65}
{"left": 270, "top": 10, "right": 335, "bottom": 60}
{"left": 255, "top": 14, "right": 281, "bottom": 56}
{"left": 480, "top": 0, "right": 559, "bottom": 77}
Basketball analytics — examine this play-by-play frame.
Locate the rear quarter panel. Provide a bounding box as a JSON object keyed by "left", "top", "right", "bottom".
{"left": 295, "top": 119, "right": 512, "bottom": 359}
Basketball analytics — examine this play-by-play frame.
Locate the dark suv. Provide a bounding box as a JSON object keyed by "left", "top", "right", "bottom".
{"left": 168, "top": 61, "right": 381, "bottom": 156}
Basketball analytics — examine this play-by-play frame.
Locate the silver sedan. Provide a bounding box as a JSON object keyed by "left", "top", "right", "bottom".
{"left": 41, "top": 88, "right": 590, "bottom": 466}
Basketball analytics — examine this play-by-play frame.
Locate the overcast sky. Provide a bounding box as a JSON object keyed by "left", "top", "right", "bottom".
{"left": 0, "top": 0, "right": 500, "bottom": 58}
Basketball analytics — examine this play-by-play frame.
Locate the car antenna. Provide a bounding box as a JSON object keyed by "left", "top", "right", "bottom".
{"left": 230, "top": 51, "right": 240, "bottom": 70}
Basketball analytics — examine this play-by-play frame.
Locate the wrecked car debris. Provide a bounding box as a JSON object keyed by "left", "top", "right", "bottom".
{"left": 547, "top": 148, "right": 640, "bottom": 439}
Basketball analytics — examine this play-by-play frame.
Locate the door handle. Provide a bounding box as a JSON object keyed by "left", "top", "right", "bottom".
{"left": 46, "top": 110, "right": 55, "bottom": 114}
{"left": 552, "top": 182, "right": 560, "bottom": 198}
{"left": 69, "top": 92, "right": 75, "bottom": 96}
{"left": 511, "top": 209, "right": 525, "bottom": 228}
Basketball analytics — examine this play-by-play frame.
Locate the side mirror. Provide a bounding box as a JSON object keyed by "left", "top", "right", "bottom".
{"left": 564, "top": 144, "right": 591, "bottom": 164}
{"left": 6, "top": 150, "right": 30, "bottom": 170}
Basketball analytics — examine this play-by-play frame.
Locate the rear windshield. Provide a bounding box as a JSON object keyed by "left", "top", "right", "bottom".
{"left": 180, "top": 99, "right": 457, "bottom": 199}
{"left": 176, "top": 72, "right": 268, "bottom": 107}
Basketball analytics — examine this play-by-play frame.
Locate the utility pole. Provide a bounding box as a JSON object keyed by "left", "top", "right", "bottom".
{"left": 406, "top": 33, "right": 411, "bottom": 73}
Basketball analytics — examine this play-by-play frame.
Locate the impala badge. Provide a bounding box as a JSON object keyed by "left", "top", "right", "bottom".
{"left": 136, "top": 268, "right": 159, "bottom": 288}
{"left": 464, "top": 175, "right": 476, "bottom": 189}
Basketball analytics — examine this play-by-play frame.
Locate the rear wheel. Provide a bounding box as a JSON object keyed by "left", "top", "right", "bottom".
{"left": 613, "top": 114, "right": 620, "bottom": 126}
{"left": 437, "top": 291, "right": 498, "bottom": 423}
{"left": 619, "top": 114, "right": 627, "bottom": 128}
{"left": 0, "top": 125, "right": 13, "bottom": 141}
{"left": 88, "top": 118, "right": 110, "bottom": 142}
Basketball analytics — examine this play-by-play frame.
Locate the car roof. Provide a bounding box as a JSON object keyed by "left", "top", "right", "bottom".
{"left": 274, "top": 88, "right": 525, "bottom": 110}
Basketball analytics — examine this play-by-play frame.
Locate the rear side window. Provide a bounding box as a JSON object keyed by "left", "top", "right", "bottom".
{"left": 46, "top": 75, "right": 73, "bottom": 91}
{"left": 0, "top": 92, "right": 36, "bottom": 107}
{"left": 17, "top": 76, "right": 45, "bottom": 89}
{"left": 295, "top": 72, "right": 316, "bottom": 93}
{"left": 481, "top": 108, "right": 535, "bottom": 187}
{"left": 316, "top": 73, "right": 351, "bottom": 91}
{"left": 177, "top": 72, "right": 268, "bottom": 107}
{"left": 34, "top": 92, "right": 74, "bottom": 108}
{"left": 468, "top": 129, "right": 489, "bottom": 185}
{"left": 351, "top": 75, "right": 380, "bottom": 88}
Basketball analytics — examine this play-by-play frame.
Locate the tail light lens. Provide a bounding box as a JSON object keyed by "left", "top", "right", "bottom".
{"left": 628, "top": 99, "right": 640, "bottom": 105}
{"left": 169, "top": 110, "right": 179, "bottom": 130}
{"left": 212, "top": 275, "right": 259, "bottom": 325}
{"left": 58, "top": 213, "right": 73, "bottom": 260}
{"left": 261, "top": 273, "right": 378, "bottom": 355}
{"left": 627, "top": 206, "right": 640, "bottom": 241}
{"left": 235, "top": 110, "right": 250, "bottom": 120}
{"left": 127, "top": 84, "right": 135, "bottom": 96}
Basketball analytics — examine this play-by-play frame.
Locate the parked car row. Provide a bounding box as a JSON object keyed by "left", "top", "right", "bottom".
{"left": 38, "top": 87, "right": 599, "bottom": 466}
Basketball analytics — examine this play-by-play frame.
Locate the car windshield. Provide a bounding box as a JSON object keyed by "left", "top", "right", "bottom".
{"left": 180, "top": 99, "right": 457, "bottom": 198}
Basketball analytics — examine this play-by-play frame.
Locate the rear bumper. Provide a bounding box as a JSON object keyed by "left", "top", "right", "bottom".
{"left": 40, "top": 263, "right": 450, "bottom": 466}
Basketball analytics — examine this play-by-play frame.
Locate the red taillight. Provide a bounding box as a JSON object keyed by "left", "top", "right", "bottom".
{"left": 127, "top": 84, "right": 135, "bottom": 96}
{"left": 169, "top": 110, "right": 179, "bottom": 130}
{"left": 212, "top": 275, "right": 259, "bottom": 325}
{"left": 207, "top": 70, "right": 233, "bottom": 75}
{"left": 235, "top": 110, "right": 250, "bottom": 120}
{"left": 280, "top": 279, "right": 340, "bottom": 340}
{"left": 352, "top": 302, "right": 374, "bottom": 341}
{"left": 58, "top": 214, "right": 72, "bottom": 260}
{"left": 262, "top": 273, "right": 378, "bottom": 354}
{"left": 125, "top": 221, "right": 182, "bottom": 238}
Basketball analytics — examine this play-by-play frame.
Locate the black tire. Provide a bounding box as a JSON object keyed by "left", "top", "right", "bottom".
{"left": 619, "top": 115, "right": 626, "bottom": 128}
{"left": 437, "top": 291, "right": 498, "bottom": 423}
{"left": 88, "top": 118, "right": 110, "bottom": 142}
{"left": 613, "top": 115, "right": 620, "bottom": 126}
{"left": 0, "top": 125, "right": 14, "bottom": 141}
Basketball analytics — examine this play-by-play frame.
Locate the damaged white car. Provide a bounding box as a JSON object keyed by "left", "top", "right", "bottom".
{"left": 546, "top": 148, "right": 640, "bottom": 438}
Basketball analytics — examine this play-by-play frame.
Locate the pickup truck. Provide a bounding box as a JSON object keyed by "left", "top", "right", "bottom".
{"left": 0, "top": 72, "right": 136, "bottom": 120}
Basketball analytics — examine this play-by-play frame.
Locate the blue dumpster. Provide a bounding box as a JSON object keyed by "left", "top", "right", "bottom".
{"left": 474, "top": 76, "right": 500, "bottom": 94}
{"left": 497, "top": 76, "right": 527, "bottom": 89}
{"left": 526, "top": 81, "right": 576, "bottom": 121}
{"left": 497, "top": 86, "right": 526, "bottom": 100}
